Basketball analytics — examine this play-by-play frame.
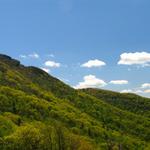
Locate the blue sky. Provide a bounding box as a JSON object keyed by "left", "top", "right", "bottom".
{"left": 0, "top": 0, "right": 150, "bottom": 97}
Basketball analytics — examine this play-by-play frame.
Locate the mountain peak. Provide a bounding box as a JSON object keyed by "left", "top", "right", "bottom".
{"left": 0, "top": 54, "right": 20, "bottom": 67}
{"left": 0, "top": 54, "right": 12, "bottom": 60}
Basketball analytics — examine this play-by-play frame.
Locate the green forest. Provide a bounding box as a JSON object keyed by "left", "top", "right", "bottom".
{"left": 0, "top": 54, "right": 150, "bottom": 150}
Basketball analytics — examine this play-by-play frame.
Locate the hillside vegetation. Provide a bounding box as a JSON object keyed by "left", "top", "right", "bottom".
{"left": 81, "top": 88, "right": 150, "bottom": 118}
{"left": 0, "top": 54, "right": 150, "bottom": 150}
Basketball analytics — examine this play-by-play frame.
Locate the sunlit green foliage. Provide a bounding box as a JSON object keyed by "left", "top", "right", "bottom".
{"left": 0, "top": 54, "right": 150, "bottom": 149}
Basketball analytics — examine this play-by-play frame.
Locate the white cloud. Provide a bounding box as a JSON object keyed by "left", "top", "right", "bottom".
{"left": 144, "top": 89, "right": 150, "bottom": 93}
{"left": 74, "top": 75, "right": 107, "bottom": 89}
{"left": 121, "top": 89, "right": 133, "bottom": 93}
{"left": 141, "top": 83, "right": 150, "bottom": 89}
{"left": 81, "top": 59, "right": 106, "bottom": 68}
{"left": 118, "top": 52, "right": 150, "bottom": 66}
{"left": 134, "top": 90, "right": 143, "bottom": 94}
{"left": 121, "top": 89, "right": 144, "bottom": 94}
{"left": 45, "top": 60, "right": 60, "bottom": 68}
{"left": 110, "top": 80, "right": 128, "bottom": 85}
{"left": 19, "top": 52, "right": 39, "bottom": 59}
{"left": 58, "top": 78, "right": 70, "bottom": 83}
{"left": 20, "top": 55, "right": 27, "bottom": 58}
{"left": 41, "top": 68, "right": 50, "bottom": 73}
{"left": 29, "top": 53, "right": 39, "bottom": 59}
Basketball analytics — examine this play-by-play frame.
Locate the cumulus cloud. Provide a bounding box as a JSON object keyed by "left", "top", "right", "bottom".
{"left": 144, "top": 89, "right": 150, "bottom": 93}
{"left": 58, "top": 78, "right": 70, "bottom": 83}
{"left": 121, "top": 89, "right": 144, "bottom": 94}
{"left": 121, "top": 89, "right": 133, "bottom": 93}
{"left": 41, "top": 68, "right": 50, "bottom": 73}
{"left": 19, "top": 52, "right": 39, "bottom": 59}
{"left": 118, "top": 52, "right": 150, "bottom": 66}
{"left": 45, "top": 60, "right": 60, "bottom": 68}
{"left": 20, "top": 55, "right": 27, "bottom": 59}
{"left": 81, "top": 59, "right": 106, "bottom": 68}
{"left": 110, "top": 80, "right": 128, "bottom": 85}
{"left": 29, "top": 53, "right": 39, "bottom": 59}
{"left": 141, "top": 83, "right": 150, "bottom": 89}
{"left": 134, "top": 90, "right": 144, "bottom": 94}
{"left": 74, "top": 75, "right": 107, "bottom": 89}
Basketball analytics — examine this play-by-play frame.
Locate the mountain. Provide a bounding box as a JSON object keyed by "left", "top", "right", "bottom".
{"left": 0, "top": 54, "right": 150, "bottom": 150}
{"left": 81, "top": 88, "right": 150, "bottom": 118}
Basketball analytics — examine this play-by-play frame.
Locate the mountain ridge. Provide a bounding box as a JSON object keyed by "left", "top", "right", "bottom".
{"left": 0, "top": 54, "right": 150, "bottom": 150}
{"left": 81, "top": 88, "right": 150, "bottom": 118}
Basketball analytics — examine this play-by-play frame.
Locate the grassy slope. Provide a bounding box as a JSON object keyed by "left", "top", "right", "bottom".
{"left": 0, "top": 54, "right": 150, "bottom": 149}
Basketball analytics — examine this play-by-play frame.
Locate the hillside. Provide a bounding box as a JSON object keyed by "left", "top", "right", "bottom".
{"left": 81, "top": 88, "right": 150, "bottom": 118}
{"left": 0, "top": 54, "right": 150, "bottom": 150}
